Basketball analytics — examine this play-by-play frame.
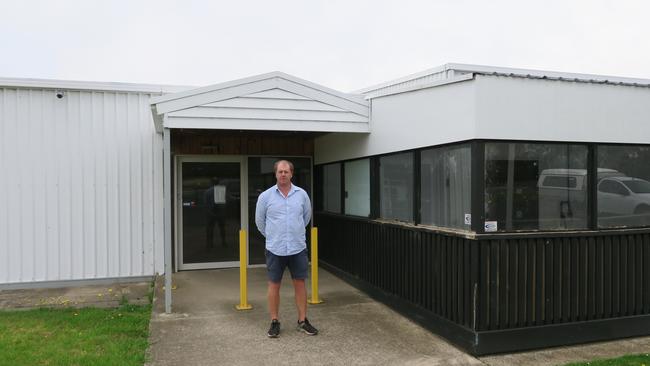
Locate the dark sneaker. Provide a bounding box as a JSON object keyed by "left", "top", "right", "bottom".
{"left": 267, "top": 319, "right": 280, "bottom": 338}
{"left": 297, "top": 318, "right": 318, "bottom": 335}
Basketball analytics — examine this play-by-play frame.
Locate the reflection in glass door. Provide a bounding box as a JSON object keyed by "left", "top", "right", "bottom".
{"left": 179, "top": 159, "right": 243, "bottom": 269}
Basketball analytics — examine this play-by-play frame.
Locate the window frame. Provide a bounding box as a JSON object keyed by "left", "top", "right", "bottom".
{"left": 343, "top": 158, "right": 371, "bottom": 217}
{"left": 378, "top": 151, "right": 416, "bottom": 223}
{"left": 314, "top": 140, "right": 650, "bottom": 234}
{"left": 321, "top": 162, "right": 342, "bottom": 214}
{"left": 596, "top": 144, "right": 650, "bottom": 229}
{"left": 420, "top": 142, "right": 473, "bottom": 230}
{"left": 482, "top": 140, "right": 591, "bottom": 233}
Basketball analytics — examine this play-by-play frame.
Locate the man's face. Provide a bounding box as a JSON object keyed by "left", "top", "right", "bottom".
{"left": 275, "top": 162, "right": 293, "bottom": 185}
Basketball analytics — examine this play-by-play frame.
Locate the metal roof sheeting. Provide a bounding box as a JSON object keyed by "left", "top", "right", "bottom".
{"left": 356, "top": 64, "right": 471, "bottom": 95}
{"left": 0, "top": 76, "right": 192, "bottom": 94}
{"left": 360, "top": 63, "right": 650, "bottom": 99}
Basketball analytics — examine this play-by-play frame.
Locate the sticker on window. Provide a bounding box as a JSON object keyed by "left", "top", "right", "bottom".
{"left": 484, "top": 221, "right": 498, "bottom": 232}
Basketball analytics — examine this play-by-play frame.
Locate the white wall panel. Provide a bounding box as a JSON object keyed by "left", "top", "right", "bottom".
{"left": 81, "top": 91, "right": 95, "bottom": 278}
{"left": 0, "top": 86, "right": 164, "bottom": 285}
{"left": 0, "top": 90, "right": 5, "bottom": 283}
{"left": 315, "top": 80, "right": 476, "bottom": 164}
{"left": 4, "top": 89, "right": 19, "bottom": 282}
{"left": 474, "top": 75, "right": 650, "bottom": 144}
{"left": 152, "top": 127, "right": 165, "bottom": 274}
{"left": 316, "top": 73, "right": 650, "bottom": 166}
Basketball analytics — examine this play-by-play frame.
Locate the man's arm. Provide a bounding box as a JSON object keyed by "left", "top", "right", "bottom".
{"left": 302, "top": 191, "right": 312, "bottom": 227}
{"left": 255, "top": 192, "right": 267, "bottom": 237}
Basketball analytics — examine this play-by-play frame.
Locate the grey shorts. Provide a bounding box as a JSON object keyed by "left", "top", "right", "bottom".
{"left": 265, "top": 249, "right": 308, "bottom": 283}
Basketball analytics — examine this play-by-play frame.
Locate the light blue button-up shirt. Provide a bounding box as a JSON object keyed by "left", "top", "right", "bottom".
{"left": 255, "top": 183, "right": 312, "bottom": 256}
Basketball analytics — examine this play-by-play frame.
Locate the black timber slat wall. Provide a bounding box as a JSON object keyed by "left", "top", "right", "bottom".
{"left": 316, "top": 213, "right": 650, "bottom": 354}
{"left": 318, "top": 214, "right": 476, "bottom": 329}
{"left": 477, "top": 233, "right": 650, "bottom": 331}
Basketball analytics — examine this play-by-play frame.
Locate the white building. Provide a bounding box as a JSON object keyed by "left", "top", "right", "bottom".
{"left": 1, "top": 64, "right": 650, "bottom": 354}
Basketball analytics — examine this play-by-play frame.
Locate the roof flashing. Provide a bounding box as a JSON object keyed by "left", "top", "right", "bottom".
{"left": 359, "top": 63, "right": 650, "bottom": 98}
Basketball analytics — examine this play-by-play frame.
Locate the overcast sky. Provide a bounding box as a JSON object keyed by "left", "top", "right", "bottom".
{"left": 1, "top": 0, "right": 649, "bottom": 92}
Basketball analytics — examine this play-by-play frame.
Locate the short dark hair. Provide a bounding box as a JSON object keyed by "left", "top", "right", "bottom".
{"left": 273, "top": 160, "right": 294, "bottom": 174}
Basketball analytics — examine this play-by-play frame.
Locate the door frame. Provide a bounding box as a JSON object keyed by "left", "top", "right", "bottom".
{"left": 175, "top": 155, "right": 248, "bottom": 270}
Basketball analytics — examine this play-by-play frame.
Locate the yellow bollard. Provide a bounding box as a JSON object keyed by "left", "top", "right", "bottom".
{"left": 308, "top": 227, "right": 324, "bottom": 304}
{"left": 236, "top": 229, "right": 253, "bottom": 310}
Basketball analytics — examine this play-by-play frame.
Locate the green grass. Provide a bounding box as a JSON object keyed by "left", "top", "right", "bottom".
{"left": 0, "top": 304, "right": 151, "bottom": 366}
{"left": 565, "top": 353, "right": 650, "bottom": 366}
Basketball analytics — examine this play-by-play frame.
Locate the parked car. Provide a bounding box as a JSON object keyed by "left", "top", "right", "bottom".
{"left": 598, "top": 176, "right": 650, "bottom": 226}
{"left": 537, "top": 168, "right": 650, "bottom": 228}
{"left": 537, "top": 169, "right": 593, "bottom": 229}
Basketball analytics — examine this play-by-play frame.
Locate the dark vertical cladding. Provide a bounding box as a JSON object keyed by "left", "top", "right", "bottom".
{"left": 316, "top": 213, "right": 650, "bottom": 355}
{"left": 476, "top": 233, "right": 650, "bottom": 331}
{"left": 318, "top": 214, "right": 475, "bottom": 328}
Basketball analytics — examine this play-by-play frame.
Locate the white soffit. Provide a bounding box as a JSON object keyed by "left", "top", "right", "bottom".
{"left": 150, "top": 72, "right": 369, "bottom": 133}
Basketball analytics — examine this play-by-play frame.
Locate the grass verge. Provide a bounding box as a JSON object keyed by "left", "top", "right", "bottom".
{"left": 565, "top": 353, "right": 650, "bottom": 366}
{"left": 0, "top": 304, "right": 151, "bottom": 366}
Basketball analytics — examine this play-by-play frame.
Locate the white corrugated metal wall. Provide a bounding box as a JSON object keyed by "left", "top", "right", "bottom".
{"left": 0, "top": 87, "right": 164, "bottom": 285}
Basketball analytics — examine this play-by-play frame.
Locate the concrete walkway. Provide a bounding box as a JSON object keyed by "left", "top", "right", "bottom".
{"left": 2, "top": 269, "right": 649, "bottom": 365}
{"left": 145, "top": 267, "right": 650, "bottom": 366}
{"left": 146, "top": 267, "right": 482, "bottom": 366}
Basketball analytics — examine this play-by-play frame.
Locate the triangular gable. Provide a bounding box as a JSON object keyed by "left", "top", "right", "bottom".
{"left": 244, "top": 89, "right": 311, "bottom": 100}
{"left": 150, "top": 72, "right": 369, "bottom": 133}
{"left": 202, "top": 93, "right": 350, "bottom": 113}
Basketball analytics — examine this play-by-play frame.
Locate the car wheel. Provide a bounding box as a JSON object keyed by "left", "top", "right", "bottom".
{"left": 634, "top": 205, "right": 650, "bottom": 215}
{"left": 634, "top": 205, "right": 650, "bottom": 216}
{"left": 634, "top": 205, "right": 650, "bottom": 226}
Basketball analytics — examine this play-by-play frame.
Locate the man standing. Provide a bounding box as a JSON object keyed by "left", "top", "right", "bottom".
{"left": 255, "top": 160, "right": 318, "bottom": 338}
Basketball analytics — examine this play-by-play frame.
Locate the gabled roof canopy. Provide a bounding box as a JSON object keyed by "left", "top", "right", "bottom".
{"left": 150, "top": 72, "right": 369, "bottom": 133}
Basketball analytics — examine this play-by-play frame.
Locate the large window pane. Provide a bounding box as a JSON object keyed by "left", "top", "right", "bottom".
{"left": 421, "top": 144, "right": 471, "bottom": 229}
{"left": 323, "top": 163, "right": 341, "bottom": 213}
{"left": 344, "top": 159, "right": 370, "bottom": 217}
{"left": 485, "top": 143, "right": 588, "bottom": 232}
{"left": 597, "top": 145, "right": 650, "bottom": 228}
{"left": 380, "top": 153, "right": 413, "bottom": 222}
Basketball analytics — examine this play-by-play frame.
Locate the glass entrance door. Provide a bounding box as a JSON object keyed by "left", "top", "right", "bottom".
{"left": 178, "top": 157, "right": 245, "bottom": 270}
